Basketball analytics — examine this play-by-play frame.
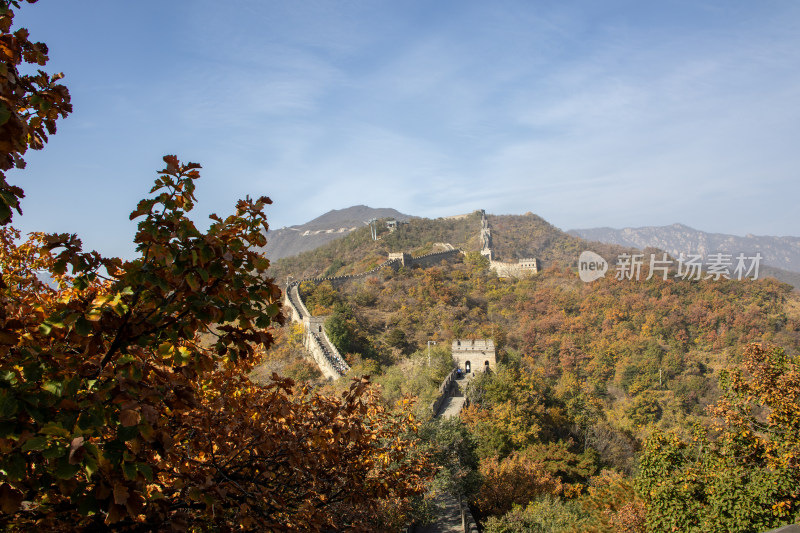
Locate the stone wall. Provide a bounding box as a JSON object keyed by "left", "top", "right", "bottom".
{"left": 478, "top": 210, "right": 539, "bottom": 278}
{"left": 283, "top": 209, "right": 539, "bottom": 379}
{"left": 284, "top": 281, "right": 351, "bottom": 379}
{"left": 304, "top": 327, "right": 348, "bottom": 379}
{"left": 489, "top": 258, "right": 539, "bottom": 279}
{"left": 388, "top": 252, "right": 412, "bottom": 267}
{"left": 409, "top": 249, "right": 462, "bottom": 268}
{"left": 299, "top": 256, "right": 403, "bottom": 289}
{"left": 284, "top": 283, "right": 308, "bottom": 323}
{"left": 430, "top": 368, "right": 459, "bottom": 416}
{"left": 460, "top": 495, "right": 480, "bottom": 533}
{"left": 283, "top": 249, "right": 460, "bottom": 380}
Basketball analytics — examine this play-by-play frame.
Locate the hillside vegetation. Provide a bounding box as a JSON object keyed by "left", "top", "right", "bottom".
{"left": 266, "top": 211, "right": 800, "bottom": 531}
{"left": 269, "top": 211, "right": 484, "bottom": 281}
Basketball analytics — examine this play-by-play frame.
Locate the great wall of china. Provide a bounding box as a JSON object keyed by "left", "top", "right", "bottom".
{"left": 276, "top": 215, "right": 800, "bottom": 533}
{"left": 284, "top": 249, "right": 463, "bottom": 379}
{"left": 479, "top": 209, "right": 540, "bottom": 278}
{"left": 280, "top": 211, "right": 513, "bottom": 532}
{"left": 282, "top": 210, "right": 538, "bottom": 380}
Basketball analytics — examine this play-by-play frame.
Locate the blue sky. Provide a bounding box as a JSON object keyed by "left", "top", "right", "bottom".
{"left": 12, "top": 0, "right": 800, "bottom": 258}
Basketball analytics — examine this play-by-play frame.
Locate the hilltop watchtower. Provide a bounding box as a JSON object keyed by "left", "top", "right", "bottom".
{"left": 452, "top": 339, "right": 496, "bottom": 375}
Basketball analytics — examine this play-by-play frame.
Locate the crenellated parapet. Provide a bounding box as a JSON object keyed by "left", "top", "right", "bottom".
{"left": 297, "top": 256, "right": 403, "bottom": 289}
{"left": 284, "top": 281, "right": 351, "bottom": 379}
{"left": 408, "top": 249, "right": 462, "bottom": 268}
{"left": 283, "top": 248, "right": 464, "bottom": 379}
{"left": 283, "top": 256, "right": 408, "bottom": 379}
{"left": 430, "top": 368, "right": 459, "bottom": 416}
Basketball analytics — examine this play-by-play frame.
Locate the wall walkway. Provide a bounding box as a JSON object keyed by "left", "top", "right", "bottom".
{"left": 284, "top": 248, "right": 463, "bottom": 379}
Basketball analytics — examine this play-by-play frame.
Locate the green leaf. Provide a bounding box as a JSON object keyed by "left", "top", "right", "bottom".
{"left": 0, "top": 203, "right": 11, "bottom": 223}
{"left": 22, "top": 363, "right": 43, "bottom": 382}
{"left": 54, "top": 459, "right": 80, "bottom": 480}
{"left": 185, "top": 273, "right": 200, "bottom": 292}
{"left": 0, "top": 102, "right": 11, "bottom": 127}
{"left": 74, "top": 316, "right": 92, "bottom": 336}
{"left": 73, "top": 276, "right": 89, "bottom": 291}
{"left": 83, "top": 442, "right": 99, "bottom": 458}
{"left": 223, "top": 307, "right": 238, "bottom": 322}
{"left": 42, "top": 380, "right": 64, "bottom": 397}
{"left": 39, "top": 424, "right": 70, "bottom": 437}
{"left": 2, "top": 454, "right": 25, "bottom": 480}
{"left": 42, "top": 446, "right": 64, "bottom": 459}
{"left": 137, "top": 463, "right": 153, "bottom": 482}
{"left": 53, "top": 259, "right": 67, "bottom": 275}
{"left": 117, "top": 354, "right": 135, "bottom": 364}
{"left": 209, "top": 262, "right": 225, "bottom": 278}
{"left": 84, "top": 454, "right": 99, "bottom": 477}
{"left": 0, "top": 390, "right": 18, "bottom": 418}
{"left": 118, "top": 425, "right": 139, "bottom": 442}
{"left": 78, "top": 409, "right": 104, "bottom": 431}
{"left": 121, "top": 461, "right": 137, "bottom": 481}
{"left": 77, "top": 493, "right": 100, "bottom": 516}
{"left": 0, "top": 189, "right": 17, "bottom": 207}
{"left": 21, "top": 436, "right": 48, "bottom": 452}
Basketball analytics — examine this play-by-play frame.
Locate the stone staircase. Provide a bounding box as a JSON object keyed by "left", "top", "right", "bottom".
{"left": 435, "top": 373, "right": 471, "bottom": 418}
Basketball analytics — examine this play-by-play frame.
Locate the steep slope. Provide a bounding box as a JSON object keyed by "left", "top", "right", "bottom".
{"left": 487, "top": 213, "right": 631, "bottom": 268}
{"left": 261, "top": 205, "right": 413, "bottom": 260}
{"left": 268, "top": 211, "right": 484, "bottom": 282}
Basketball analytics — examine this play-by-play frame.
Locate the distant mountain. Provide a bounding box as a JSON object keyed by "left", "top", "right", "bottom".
{"left": 568, "top": 223, "right": 800, "bottom": 288}
{"left": 262, "top": 206, "right": 413, "bottom": 260}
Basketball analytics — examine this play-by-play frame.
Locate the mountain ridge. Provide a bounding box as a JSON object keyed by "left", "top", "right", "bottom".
{"left": 262, "top": 206, "right": 413, "bottom": 260}
{"left": 569, "top": 223, "right": 800, "bottom": 273}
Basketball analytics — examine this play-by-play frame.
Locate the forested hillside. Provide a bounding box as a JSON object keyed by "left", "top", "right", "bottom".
{"left": 263, "top": 212, "right": 800, "bottom": 532}
{"left": 269, "top": 211, "right": 484, "bottom": 282}
{"left": 5, "top": 2, "right": 798, "bottom": 531}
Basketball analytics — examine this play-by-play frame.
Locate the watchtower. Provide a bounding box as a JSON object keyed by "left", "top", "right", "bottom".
{"left": 451, "top": 339, "right": 496, "bottom": 375}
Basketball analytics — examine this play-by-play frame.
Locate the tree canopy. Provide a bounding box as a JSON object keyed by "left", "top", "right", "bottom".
{"left": 0, "top": 3, "right": 433, "bottom": 530}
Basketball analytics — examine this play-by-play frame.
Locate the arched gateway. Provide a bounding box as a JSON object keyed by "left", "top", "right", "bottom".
{"left": 451, "top": 339, "right": 496, "bottom": 375}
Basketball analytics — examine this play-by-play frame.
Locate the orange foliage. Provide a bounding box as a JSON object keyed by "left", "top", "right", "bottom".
{"left": 0, "top": 152, "right": 432, "bottom": 529}
{"left": 473, "top": 451, "right": 562, "bottom": 516}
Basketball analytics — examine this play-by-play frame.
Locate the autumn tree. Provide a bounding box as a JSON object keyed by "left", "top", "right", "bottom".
{"left": 482, "top": 495, "right": 582, "bottom": 533}
{"left": 574, "top": 469, "right": 645, "bottom": 533}
{"left": 418, "top": 416, "right": 481, "bottom": 499}
{"left": 637, "top": 343, "right": 800, "bottom": 532}
{"left": 473, "top": 450, "right": 563, "bottom": 517}
{"left": 0, "top": 0, "right": 71, "bottom": 223}
{"left": 0, "top": 3, "right": 433, "bottom": 530}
